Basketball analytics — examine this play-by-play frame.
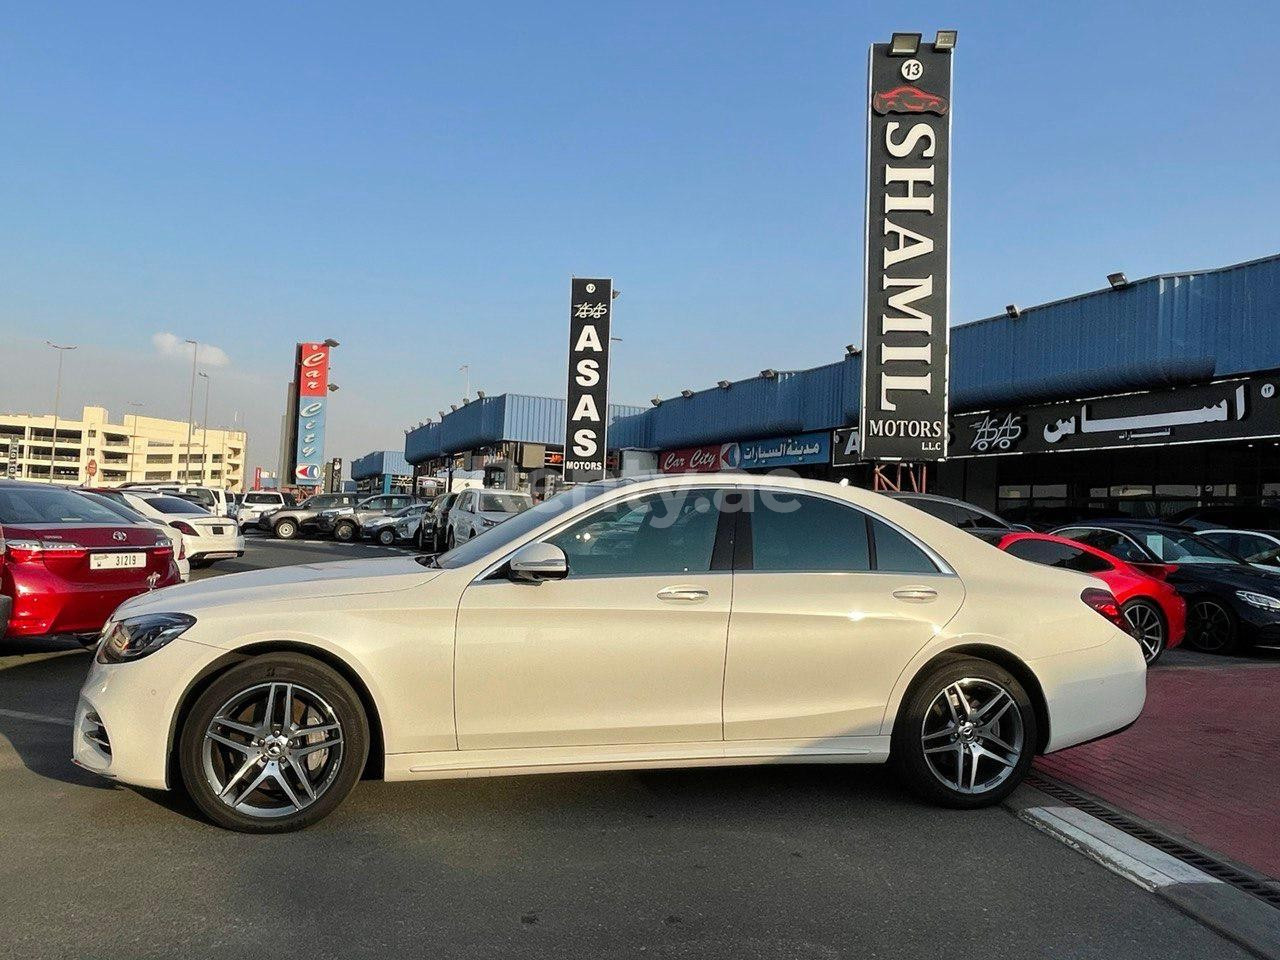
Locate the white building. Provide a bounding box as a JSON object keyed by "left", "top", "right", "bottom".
{"left": 0, "top": 405, "right": 247, "bottom": 490}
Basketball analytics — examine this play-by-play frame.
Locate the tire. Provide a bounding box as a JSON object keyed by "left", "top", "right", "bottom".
{"left": 1186, "top": 597, "right": 1239, "bottom": 654}
{"left": 377, "top": 528, "right": 396, "bottom": 546}
{"left": 1122, "top": 598, "right": 1166, "bottom": 665}
{"left": 274, "top": 518, "right": 299, "bottom": 540}
{"left": 178, "top": 653, "right": 370, "bottom": 833}
{"left": 333, "top": 521, "right": 357, "bottom": 543}
{"left": 891, "top": 656, "right": 1037, "bottom": 809}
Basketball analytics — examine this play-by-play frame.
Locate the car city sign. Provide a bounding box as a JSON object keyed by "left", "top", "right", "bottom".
{"left": 949, "top": 375, "right": 1280, "bottom": 457}
{"left": 293, "top": 342, "right": 331, "bottom": 486}
{"left": 563, "top": 277, "right": 612, "bottom": 484}
{"left": 858, "top": 33, "right": 952, "bottom": 462}
{"left": 659, "top": 432, "right": 831, "bottom": 473}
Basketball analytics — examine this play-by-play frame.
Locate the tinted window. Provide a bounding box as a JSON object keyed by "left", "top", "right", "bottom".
{"left": 872, "top": 518, "right": 939, "bottom": 573}
{"left": 145, "top": 496, "right": 210, "bottom": 515}
{"left": 750, "top": 494, "right": 870, "bottom": 572}
{"left": 548, "top": 491, "right": 721, "bottom": 578}
{"left": 244, "top": 493, "right": 279, "bottom": 505}
{"left": 904, "top": 497, "right": 1006, "bottom": 530}
{"left": 1058, "top": 528, "right": 1149, "bottom": 564}
{"left": 1005, "top": 538, "right": 1113, "bottom": 574}
{"left": 480, "top": 492, "right": 530, "bottom": 513}
{"left": 0, "top": 486, "right": 125, "bottom": 524}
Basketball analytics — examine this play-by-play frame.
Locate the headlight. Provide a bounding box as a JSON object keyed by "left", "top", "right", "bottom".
{"left": 480, "top": 516, "right": 498, "bottom": 528}
{"left": 1236, "top": 590, "right": 1280, "bottom": 612}
{"left": 96, "top": 613, "right": 196, "bottom": 664}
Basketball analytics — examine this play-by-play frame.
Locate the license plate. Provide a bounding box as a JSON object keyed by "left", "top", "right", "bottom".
{"left": 212, "top": 526, "right": 226, "bottom": 535}
{"left": 90, "top": 552, "right": 146, "bottom": 570}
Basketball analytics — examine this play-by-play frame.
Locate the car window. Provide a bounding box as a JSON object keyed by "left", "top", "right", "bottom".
{"left": 480, "top": 492, "right": 530, "bottom": 513}
{"left": 0, "top": 486, "right": 128, "bottom": 524}
{"left": 1133, "top": 530, "right": 1240, "bottom": 565}
{"left": 903, "top": 497, "right": 1005, "bottom": 530}
{"left": 362, "top": 497, "right": 389, "bottom": 510}
{"left": 144, "top": 496, "right": 211, "bottom": 516}
{"left": 872, "top": 518, "right": 939, "bottom": 573}
{"left": 749, "top": 493, "right": 870, "bottom": 572}
{"left": 1058, "top": 528, "right": 1149, "bottom": 564}
{"left": 1004, "top": 538, "right": 1113, "bottom": 574}
{"left": 548, "top": 491, "right": 722, "bottom": 578}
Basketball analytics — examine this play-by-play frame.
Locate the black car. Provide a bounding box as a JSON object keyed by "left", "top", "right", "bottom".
{"left": 1052, "top": 521, "right": 1280, "bottom": 654}
{"left": 416, "top": 491, "right": 458, "bottom": 553}
{"left": 1168, "top": 504, "right": 1280, "bottom": 535}
{"left": 887, "top": 493, "right": 1028, "bottom": 544}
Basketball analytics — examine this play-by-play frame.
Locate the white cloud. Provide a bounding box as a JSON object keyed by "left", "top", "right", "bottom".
{"left": 152, "top": 331, "right": 231, "bottom": 368}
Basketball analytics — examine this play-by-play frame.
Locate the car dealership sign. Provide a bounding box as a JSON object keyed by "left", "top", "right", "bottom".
{"left": 292, "top": 342, "right": 331, "bottom": 486}
{"left": 563, "top": 277, "right": 612, "bottom": 483}
{"left": 859, "top": 33, "right": 953, "bottom": 462}
{"left": 659, "top": 432, "right": 831, "bottom": 473}
{"left": 950, "top": 375, "right": 1280, "bottom": 457}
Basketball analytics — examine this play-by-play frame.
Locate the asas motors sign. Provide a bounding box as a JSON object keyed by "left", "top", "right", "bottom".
{"left": 563, "top": 277, "right": 613, "bottom": 484}
{"left": 293, "top": 342, "right": 331, "bottom": 485}
{"left": 859, "top": 32, "right": 953, "bottom": 462}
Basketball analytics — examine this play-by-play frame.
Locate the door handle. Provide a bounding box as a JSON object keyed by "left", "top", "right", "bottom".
{"left": 892, "top": 587, "right": 938, "bottom": 602}
{"left": 657, "top": 586, "right": 710, "bottom": 602}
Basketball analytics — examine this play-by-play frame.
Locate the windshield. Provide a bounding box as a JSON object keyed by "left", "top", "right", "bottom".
{"left": 145, "top": 496, "right": 212, "bottom": 516}
{"left": 77, "top": 491, "right": 151, "bottom": 524}
{"left": 0, "top": 486, "right": 127, "bottom": 524}
{"left": 1133, "top": 530, "right": 1242, "bottom": 565}
{"left": 480, "top": 492, "right": 531, "bottom": 514}
{"left": 432, "top": 483, "right": 621, "bottom": 569}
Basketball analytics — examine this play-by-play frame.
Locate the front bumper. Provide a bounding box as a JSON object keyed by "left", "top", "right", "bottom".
{"left": 72, "top": 637, "right": 229, "bottom": 790}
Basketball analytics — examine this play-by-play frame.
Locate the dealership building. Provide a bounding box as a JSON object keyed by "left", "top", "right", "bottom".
{"left": 399, "top": 253, "right": 1280, "bottom": 523}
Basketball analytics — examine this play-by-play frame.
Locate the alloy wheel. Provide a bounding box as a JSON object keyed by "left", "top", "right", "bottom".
{"left": 1189, "top": 600, "right": 1232, "bottom": 652}
{"left": 201, "top": 682, "right": 345, "bottom": 819}
{"left": 1124, "top": 603, "right": 1165, "bottom": 663}
{"left": 920, "top": 678, "right": 1024, "bottom": 795}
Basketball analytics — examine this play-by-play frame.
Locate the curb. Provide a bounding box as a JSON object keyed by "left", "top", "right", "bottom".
{"left": 1006, "top": 785, "right": 1280, "bottom": 960}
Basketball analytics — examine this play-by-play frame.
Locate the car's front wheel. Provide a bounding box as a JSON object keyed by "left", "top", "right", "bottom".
{"left": 178, "top": 653, "right": 369, "bottom": 833}
{"left": 892, "top": 657, "right": 1036, "bottom": 808}
{"left": 333, "top": 521, "right": 357, "bottom": 543}
{"left": 376, "top": 528, "right": 396, "bottom": 546}
{"left": 1186, "top": 598, "right": 1238, "bottom": 654}
{"left": 273, "top": 518, "right": 298, "bottom": 540}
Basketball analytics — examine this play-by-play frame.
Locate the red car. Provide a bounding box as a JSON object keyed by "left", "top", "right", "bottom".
{"left": 997, "top": 532, "right": 1185, "bottom": 665}
{"left": 872, "top": 84, "right": 948, "bottom": 116}
{"left": 0, "top": 481, "right": 181, "bottom": 643}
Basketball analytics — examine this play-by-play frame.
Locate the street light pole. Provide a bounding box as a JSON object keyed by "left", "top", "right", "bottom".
{"left": 126, "top": 401, "right": 144, "bottom": 483}
{"left": 45, "top": 341, "right": 77, "bottom": 483}
{"left": 183, "top": 339, "right": 198, "bottom": 483}
{"left": 198, "top": 372, "right": 211, "bottom": 485}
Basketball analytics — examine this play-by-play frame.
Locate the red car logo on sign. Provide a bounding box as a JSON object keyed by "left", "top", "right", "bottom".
{"left": 872, "top": 84, "right": 948, "bottom": 116}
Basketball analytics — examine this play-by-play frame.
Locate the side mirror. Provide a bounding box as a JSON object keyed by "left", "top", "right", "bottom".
{"left": 508, "top": 542, "right": 568, "bottom": 583}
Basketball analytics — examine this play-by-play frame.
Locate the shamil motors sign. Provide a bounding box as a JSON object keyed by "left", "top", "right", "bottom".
{"left": 859, "top": 32, "right": 953, "bottom": 462}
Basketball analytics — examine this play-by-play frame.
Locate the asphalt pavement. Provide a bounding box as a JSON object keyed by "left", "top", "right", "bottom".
{"left": 0, "top": 533, "right": 1254, "bottom": 959}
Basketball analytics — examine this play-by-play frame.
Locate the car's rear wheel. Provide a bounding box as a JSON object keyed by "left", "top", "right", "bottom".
{"left": 892, "top": 657, "right": 1036, "bottom": 808}
{"left": 1122, "top": 599, "right": 1166, "bottom": 665}
{"left": 333, "top": 521, "right": 357, "bottom": 543}
{"left": 179, "top": 653, "right": 369, "bottom": 833}
{"left": 274, "top": 518, "right": 298, "bottom": 540}
{"left": 377, "top": 528, "right": 396, "bottom": 546}
{"left": 1186, "top": 598, "right": 1238, "bottom": 654}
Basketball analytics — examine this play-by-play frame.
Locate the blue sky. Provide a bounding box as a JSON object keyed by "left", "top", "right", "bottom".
{"left": 3, "top": 1, "right": 1279, "bottom": 475}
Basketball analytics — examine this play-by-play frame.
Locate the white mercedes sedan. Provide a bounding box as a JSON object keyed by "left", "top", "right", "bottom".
{"left": 73, "top": 475, "right": 1146, "bottom": 832}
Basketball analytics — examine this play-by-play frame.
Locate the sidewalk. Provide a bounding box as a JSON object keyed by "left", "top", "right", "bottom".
{"left": 1035, "top": 650, "right": 1280, "bottom": 882}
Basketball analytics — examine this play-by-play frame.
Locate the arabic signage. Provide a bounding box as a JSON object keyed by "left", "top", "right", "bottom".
{"left": 859, "top": 34, "right": 952, "bottom": 462}
{"left": 950, "top": 375, "right": 1280, "bottom": 457}
{"left": 659, "top": 432, "right": 831, "bottom": 473}
{"left": 292, "top": 342, "right": 331, "bottom": 486}
{"left": 831, "top": 427, "right": 860, "bottom": 466}
{"left": 563, "top": 277, "right": 612, "bottom": 484}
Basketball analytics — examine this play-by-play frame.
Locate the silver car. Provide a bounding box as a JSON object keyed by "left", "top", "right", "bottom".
{"left": 363, "top": 503, "right": 431, "bottom": 545}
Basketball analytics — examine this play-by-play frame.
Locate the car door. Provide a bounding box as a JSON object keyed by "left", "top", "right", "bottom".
{"left": 450, "top": 491, "right": 473, "bottom": 540}
{"left": 723, "top": 489, "right": 964, "bottom": 742}
{"left": 454, "top": 487, "right": 734, "bottom": 749}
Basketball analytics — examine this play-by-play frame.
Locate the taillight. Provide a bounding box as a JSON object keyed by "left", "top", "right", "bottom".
{"left": 171, "top": 521, "right": 198, "bottom": 536}
{"left": 1081, "top": 587, "right": 1133, "bottom": 635}
{"left": 177, "top": 540, "right": 186, "bottom": 560}
{"left": 3, "top": 539, "right": 88, "bottom": 563}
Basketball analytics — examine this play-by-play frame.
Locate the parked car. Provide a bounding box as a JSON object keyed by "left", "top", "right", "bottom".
{"left": 0, "top": 480, "right": 180, "bottom": 643}
{"left": 320, "top": 493, "right": 418, "bottom": 542}
{"left": 1199, "top": 529, "right": 1280, "bottom": 574}
{"left": 90, "top": 489, "right": 244, "bottom": 569}
{"left": 364, "top": 503, "right": 431, "bottom": 546}
{"left": 129, "top": 484, "right": 235, "bottom": 518}
{"left": 1053, "top": 521, "right": 1280, "bottom": 654}
{"left": 1169, "top": 504, "right": 1280, "bottom": 535}
{"left": 237, "top": 490, "right": 290, "bottom": 530}
{"left": 887, "top": 493, "right": 1028, "bottom": 544}
{"left": 416, "top": 492, "right": 458, "bottom": 552}
{"left": 80, "top": 490, "right": 191, "bottom": 582}
{"left": 74, "top": 474, "right": 1146, "bottom": 832}
{"left": 997, "top": 532, "right": 1185, "bottom": 664}
{"left": 263, "top": 493, "right": 362, "bottom": 540}
{"left": 446, "top": 489, "right": 533, "bottom": 547}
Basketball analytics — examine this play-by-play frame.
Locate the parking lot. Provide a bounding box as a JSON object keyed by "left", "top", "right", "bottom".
{"left": 0, "top": 533, "right": 1266, "bottom": 960}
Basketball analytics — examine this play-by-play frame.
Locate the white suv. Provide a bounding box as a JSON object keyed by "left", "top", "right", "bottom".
{"left": 446, "top": 489, "right": 533, "bottom": 548}
{"left": 133, "top": 484, "right": 234, "bottom": 518}
{"left": 237, "top": 490, "right": 289, "bottom": 529}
